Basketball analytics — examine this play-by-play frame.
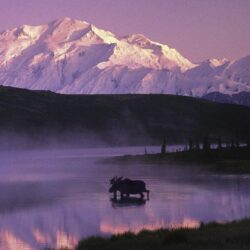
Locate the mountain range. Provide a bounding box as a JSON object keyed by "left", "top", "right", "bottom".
{"left": 0, "top": 17, "right": 250, "bottom": 104}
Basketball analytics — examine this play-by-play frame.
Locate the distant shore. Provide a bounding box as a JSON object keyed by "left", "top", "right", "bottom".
{"left": 76, "top": 219, "right": 250, "bottom": 250}
{"left": 104, "top": 146, "right": 250, "bottom": 174}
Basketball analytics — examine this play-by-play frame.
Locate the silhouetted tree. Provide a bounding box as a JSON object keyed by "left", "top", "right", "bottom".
{"left": 203, "top": 136, "right": 210, "bottom": 151}
{"left": 188, "top": 138, "right": 193, "bottom": 151}
{"left": 235, "top": 134, "right": 240, "bottom": 148}
{"left": 247, "top": 138, "right": 250, "bottom": 148}
{"left": 195, "top": 137, "right": 200, "bottom": 151}
{"left": 231, "top": 137, "right": 235, "bottom": 148}
{"left": 161, "top": 138, "right": 166, "bottom": 155}
{"left": 217, "top": 137, "right": 222, "bottom": 149}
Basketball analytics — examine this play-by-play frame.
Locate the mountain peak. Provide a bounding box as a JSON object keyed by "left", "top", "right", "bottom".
{"left": 208, "top": 58, "right": 229, "bottom": 68}
{"left": 52, "top": 17, "right": 89, "bottom": 26}
{"left": 50, "top": 17, "right": 90, "bottom": 31}
{"left": 125, "top": 33, "right": 151, "bottom": 45}
{"left": 0, "top": 17, "right": 249, "bottom": 97}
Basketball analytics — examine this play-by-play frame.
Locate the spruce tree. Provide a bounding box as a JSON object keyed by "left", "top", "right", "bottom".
{"left": 161, "top": 138, "right": 166, "bottom": 155}
{"left": 203, "top": 136, "right": 210, "bottom": 151}
{"left": 231, "top": 137, "right": 235, "bottom": 148}
{"left": 189, "top": 138, "right": 193, "bottom": 151}
{"left": 195, "top": 137, "right": 200, "bottom": 151}
{"left": 217, "top": 137, "right": 222, "bottom": 149}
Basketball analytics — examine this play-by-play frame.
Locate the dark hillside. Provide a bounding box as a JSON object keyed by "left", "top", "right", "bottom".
{"left": 0, "top": 86, "right": 250, "bottom": 147}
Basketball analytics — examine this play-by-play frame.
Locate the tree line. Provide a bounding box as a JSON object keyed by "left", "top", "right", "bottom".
{"left": 160, "top": 135, "right": 250, "bottom": 155}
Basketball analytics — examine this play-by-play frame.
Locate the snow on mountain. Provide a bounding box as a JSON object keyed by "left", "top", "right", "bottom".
{"left": 223, "top": 55, "right": 250, "bottom": 87}
{"left": 181, "top": 56, "right": 250, "bottom": 96}
{"left": 0, "top": 17, "right": 249, "bottom": 97}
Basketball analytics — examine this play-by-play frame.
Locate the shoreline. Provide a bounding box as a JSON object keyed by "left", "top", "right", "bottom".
{"left": 103, "top": 146, "right": 250, "bottom": 174}
{"left": 76, "top": 219, "right": 250, "bottom": 250}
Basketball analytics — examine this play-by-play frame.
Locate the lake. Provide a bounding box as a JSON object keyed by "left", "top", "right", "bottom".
{"left": 0, "top": 146, "right": 250, "bottom": 250}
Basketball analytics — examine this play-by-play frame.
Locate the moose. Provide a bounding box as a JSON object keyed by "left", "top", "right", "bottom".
{"left": 109, "top": 176, "right": 149, "bottom": 200}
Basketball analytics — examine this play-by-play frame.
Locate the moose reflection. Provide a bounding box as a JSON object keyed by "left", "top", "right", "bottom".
{"left": 109, "top": 176, "right": 150, "bottom": 201}
{"left": 110, "top": 197, "right": 146, "bottom": 207}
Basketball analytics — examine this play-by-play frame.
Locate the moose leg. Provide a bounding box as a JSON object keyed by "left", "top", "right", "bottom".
{"left": 120, "top": 192, "right": 124, "bottom": 200}
{"left": 140, "top": 192, "right": 144, "bottom": 199}
{"left": 146, "top": 190, "right": 150, "bottom": 200}
{"left": 113, "top": 191, "right": 117, "bottom": 200}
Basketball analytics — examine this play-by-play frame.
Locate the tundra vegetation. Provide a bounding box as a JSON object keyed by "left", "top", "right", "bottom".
{"left": 75, "top": 219, "right": 250, "bottom": 250}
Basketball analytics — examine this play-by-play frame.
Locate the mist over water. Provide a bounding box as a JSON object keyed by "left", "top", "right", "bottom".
{"left": 0, "top": 146, "right": 250, "bottom": 250}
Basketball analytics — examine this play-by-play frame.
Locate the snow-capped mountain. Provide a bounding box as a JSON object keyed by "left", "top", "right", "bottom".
{"left": 0, "top": 17, "right": 250, "bottom": 97}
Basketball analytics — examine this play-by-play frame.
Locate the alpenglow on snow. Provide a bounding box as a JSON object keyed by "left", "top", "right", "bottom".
{"left": 0, "top": 17, "right": 250, "bottom": 96}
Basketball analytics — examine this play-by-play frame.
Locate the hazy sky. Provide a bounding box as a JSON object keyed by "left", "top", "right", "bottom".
{"left": 0, "top": 0, "right": 249, "bottom": 62}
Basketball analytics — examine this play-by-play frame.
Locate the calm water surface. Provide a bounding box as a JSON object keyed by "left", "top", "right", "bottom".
{"left": 0, "top": 146, "right": 250, "bottom": 250}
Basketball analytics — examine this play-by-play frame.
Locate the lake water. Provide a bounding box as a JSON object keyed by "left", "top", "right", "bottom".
{"left": 0, "top": 146, "right": 250, "bottom": 250}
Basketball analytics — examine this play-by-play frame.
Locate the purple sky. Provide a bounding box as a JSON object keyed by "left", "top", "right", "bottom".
{"left": 0, "top": 0, "right": 249, "bottom": 62}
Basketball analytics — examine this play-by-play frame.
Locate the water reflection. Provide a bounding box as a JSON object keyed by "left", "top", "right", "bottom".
{"left": 0, "top": 147, "right": 249, "bottom": 249}
{"left": 100, "top": 217, "right": 200, "bottom": 235}
{"left": 110, "top": 197, "right": 147, "bottom": 207}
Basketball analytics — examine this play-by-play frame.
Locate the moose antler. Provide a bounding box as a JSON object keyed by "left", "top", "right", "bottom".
{"left": 117, "top": 176, "right": 123, "bottom": 182}
{"left": 110, "top": 176, "right": 118, "bottom": 185}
